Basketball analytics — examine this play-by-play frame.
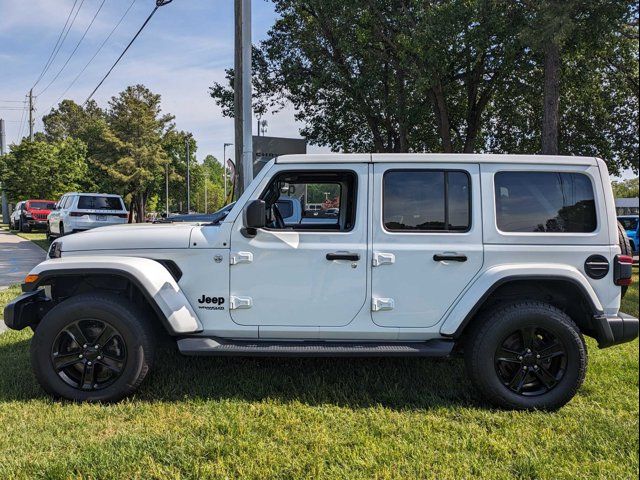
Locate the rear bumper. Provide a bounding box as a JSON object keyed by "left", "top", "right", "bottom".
{"left": 593, "top": 312, "right": 639, "bottom": 348}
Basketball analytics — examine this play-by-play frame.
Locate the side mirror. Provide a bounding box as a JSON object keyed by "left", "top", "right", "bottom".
{"left": 242, "top": 200, "right": 265, "bottom": 237}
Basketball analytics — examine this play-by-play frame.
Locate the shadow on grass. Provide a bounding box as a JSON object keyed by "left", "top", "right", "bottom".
{"left": 0, "top": 337, "right": 484, "bottom": 410}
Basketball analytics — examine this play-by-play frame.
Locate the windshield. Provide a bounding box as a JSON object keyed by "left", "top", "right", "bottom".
{"left": 78, "top": 196, "right": 124, "bottom": 210}
{"left": 29, "top": 201, "right": 55, "bottom": 210}
{"left": 619, "top": 217, "right": 638, "bottom": 230}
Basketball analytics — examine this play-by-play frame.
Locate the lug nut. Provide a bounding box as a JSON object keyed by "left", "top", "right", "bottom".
{"left": 518, "top": 356, "right": 523, "bottom": 360}
{"left": 97, "top": 356, "right": 102, "bottom": 360}
{"left": 523, "top": 366, "right": 528, "bottom": 370}
{"left": 87, "top": 361, "right": 92, "bottom": 366}
{"left": 536, "top": 354, "right": 540, "bottom": 359}
{"left": 78, "top": 354, "right": 83, "bottom": 358}
{"left": 83, "top": 344, "right": 87, "bottom": 348}
{"left": 94, "top": 345, "right": 100, "bottom": 349}
{"left": 526, "top": 348, "right": 531, "bottom": 353}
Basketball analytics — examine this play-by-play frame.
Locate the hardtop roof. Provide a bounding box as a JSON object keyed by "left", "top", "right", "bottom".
{"left": 275, "top": 153, "right": 599, "bottom": 166}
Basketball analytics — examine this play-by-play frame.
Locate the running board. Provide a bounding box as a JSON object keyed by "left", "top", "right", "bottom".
{"left": 177, "top": 337, "right": 454, "bottom": 357}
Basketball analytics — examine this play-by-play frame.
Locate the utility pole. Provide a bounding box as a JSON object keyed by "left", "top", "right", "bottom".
{"left": 0, "top": 118, "right": 9, "bottom": 223}
{"left": 234, "top": 0, "right": 252, "bottom": 197}
{"left": 204, "top": 178, "right": 208, "bottom": 214}
{"left": 28, "top": 89, "right": 34, "bottom": 141}
{"left": 223, "top": 142, "right": 232, "bottom": 200}
{"left": 165, "top": 163, "right": 169, "bottom": 217}
{"left": 185, "top": 135, "right": 191, "bottom": 213}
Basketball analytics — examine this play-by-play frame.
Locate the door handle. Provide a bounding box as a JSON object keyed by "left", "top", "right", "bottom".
{"left": 326, "top": 252, "right": 360, "bottom": 261}
{"left": 433, "top": 253, "right": 468, "bottom": 262}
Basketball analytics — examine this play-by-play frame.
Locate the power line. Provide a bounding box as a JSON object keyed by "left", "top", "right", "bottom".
{"left": 37, "top": 0, "right": 108, "bottom": 96}
{"left": 32, "top": 0, "right": 83, "bottom": 89}
{"left": 16, "top": 97, "right": 28, "bottom": 142}
{"left": 53, "top": 0, "right": 138, "bottom": 106}
{"left": 83, "top": 1, "right": 174, "bottom": 105}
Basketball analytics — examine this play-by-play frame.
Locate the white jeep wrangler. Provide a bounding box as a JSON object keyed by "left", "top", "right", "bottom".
{"left": 4, "top": 154, "right": 637, "bottom": 410}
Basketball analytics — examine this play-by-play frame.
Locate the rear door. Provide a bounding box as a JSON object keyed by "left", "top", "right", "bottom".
{"left": 371, "top": 162, "right": 483, "bottom": 328}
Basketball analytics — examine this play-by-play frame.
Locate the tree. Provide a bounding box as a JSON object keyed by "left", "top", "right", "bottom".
{"left": 612, "top": 178, "right": 639, "bottom": 199}
{"left": 94, "top": 85, "right": 174, "bottom": 221}
{"left": 211, "top": 0, "right": 638, "bottom": 174}
{"left": 0, "top": 138, "right": 88, "bottom": 201}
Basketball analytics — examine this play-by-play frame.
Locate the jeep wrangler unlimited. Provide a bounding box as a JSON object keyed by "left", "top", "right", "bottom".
{"left": 4, "top": 154, "right": 637, "bottom": 410}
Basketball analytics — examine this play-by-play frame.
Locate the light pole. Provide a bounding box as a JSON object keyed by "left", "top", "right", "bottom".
{"left": 223, "top": 142, "right": 232, "bottom": 200}
{"left": 165, "top": 162, "right": 169, "bottom": 217}
{"left": 185, "top": 134, "right": 191, "bottom": 213}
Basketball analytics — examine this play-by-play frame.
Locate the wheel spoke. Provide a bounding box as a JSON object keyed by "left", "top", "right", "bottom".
{"left": 53, "top": 352, "right": 83, "bottom": 371}
{"left": 94, "top": 323, "right": 117, "bottom": 348}
{"left": 65, "top": 322, "right": 89, "bottom": 348}
{"left": 81, "top": 363, "right": 96, "bottom": 390}
{"left": 520, "top": 326, "right": 537, "bottom": 350}
{"left": 496, "top": 347, "right": 521, "bottom": 364}
{"left": 508, "top": 366, "right": 528, "bottom": 393}
{"left": 532, "top": 366, "right": 558, "bottom": 390}
{"left": 98, "top": 354, "right": 124, "bottom": 373}
{"left": 538, "top": 341, "right": 565, "bottom": 360}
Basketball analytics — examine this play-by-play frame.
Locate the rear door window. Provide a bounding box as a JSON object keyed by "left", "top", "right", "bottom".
{"left": 495, "top": 172, "right": 596, "bottom": 233}
{"left": 78, "top": 196, "right": 123, "bottom": 210}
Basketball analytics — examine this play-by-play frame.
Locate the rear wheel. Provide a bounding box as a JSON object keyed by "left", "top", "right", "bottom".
{"left": 465, "top": 301, "right": 587, "bottom": 410}
{"left": 20, "top": 218, "right": 31, "bottom": 232}
{"left": 31, "top": 293, "right": 155, "bottom": 402}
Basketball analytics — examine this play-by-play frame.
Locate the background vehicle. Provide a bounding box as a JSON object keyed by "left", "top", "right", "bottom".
{"left": 5, "top": 154, "right": 637, "bottom": 410}
{"left": 9, "top": 200, "right": 55, "bottom": 232}
{"left": 618, "top": 215, "right": 639, "bottom": 254}
{"left": 47, "top": 193, "right": 128, "bottom": 238}
{"left": 154, "top": 203, "right": 236, "bottom": 224}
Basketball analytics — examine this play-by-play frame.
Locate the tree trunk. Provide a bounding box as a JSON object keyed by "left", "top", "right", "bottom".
{"left": 542, "top": 39, "right": 560, "bottom": 155}
{"left": 430, "top": 83, "right": 453, "bottom": 153}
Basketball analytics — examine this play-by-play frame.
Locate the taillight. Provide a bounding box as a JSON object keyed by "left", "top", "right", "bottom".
{"left": 614, "top": 255, "right": 633, "bottom": 286}
{"left": 69, "top": 212, "right": 85, "bottom": 217}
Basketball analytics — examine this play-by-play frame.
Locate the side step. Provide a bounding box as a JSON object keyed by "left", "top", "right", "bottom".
{"left": 177, "top": 337, "right": 455, "bottom": 357}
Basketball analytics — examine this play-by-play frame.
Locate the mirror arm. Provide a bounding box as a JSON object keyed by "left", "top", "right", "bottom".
{"left": 240, "top": 227, "right": 257, "bottom": 238}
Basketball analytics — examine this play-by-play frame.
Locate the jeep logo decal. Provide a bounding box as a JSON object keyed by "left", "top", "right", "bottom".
{"left": 197, "top": 295, "right": 225, "bottom": 310}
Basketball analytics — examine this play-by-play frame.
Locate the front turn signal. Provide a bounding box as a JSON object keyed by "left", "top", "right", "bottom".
{"left": 24, "top": 274, "right": 39, "bottom": 284}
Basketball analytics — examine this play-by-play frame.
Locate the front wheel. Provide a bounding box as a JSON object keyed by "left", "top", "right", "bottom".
{"left": 20, "top": 218, "right": 31, "bottom": 232}
{"left": 465, "top": 301, "right": 587, "bottom": 410}
{"left": 30, "top": 293, "right": 155, "bottom": 402}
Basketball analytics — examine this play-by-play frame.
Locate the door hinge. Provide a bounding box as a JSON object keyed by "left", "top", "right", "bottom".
{"left": 372, "top": 297, "right": 395, "bottom": 312}
{"left": 230, "top": 251, "right": 253, "bottom": 265}
{"left": 230, "top": 296, "right": 253, "bottom": 310}
{"left": 372, "top": 252, "right": 395, "bottom": 267}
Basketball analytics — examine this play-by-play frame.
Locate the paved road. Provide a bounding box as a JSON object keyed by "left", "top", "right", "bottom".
{"left": 1, "top": 231, "right": 46, "bottom": 333}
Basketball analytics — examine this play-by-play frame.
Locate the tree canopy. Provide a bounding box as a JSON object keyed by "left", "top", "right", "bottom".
{"left": 211, "top": 0, "right": 638, "bottom": 175}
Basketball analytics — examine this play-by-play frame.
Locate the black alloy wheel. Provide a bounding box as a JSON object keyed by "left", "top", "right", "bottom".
{"left": 494, "top": 326, "right": 567, "bottom": 396}
{"left": 51, "top": 319, "right": 127, "bottom": 391}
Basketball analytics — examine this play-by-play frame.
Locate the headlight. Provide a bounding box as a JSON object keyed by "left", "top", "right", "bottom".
{"left": 48, "top": 241, "right": 62, "bottom": 259}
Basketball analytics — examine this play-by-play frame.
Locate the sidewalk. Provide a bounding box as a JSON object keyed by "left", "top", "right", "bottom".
{"left": 1, "top": 230, "right": 46, "bottom": 333}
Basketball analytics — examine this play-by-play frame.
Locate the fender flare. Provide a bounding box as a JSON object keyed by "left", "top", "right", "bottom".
{"left": 25, "top": 256, "right": 202, "bottom": 334}
{"left": 439, "top": 264, "right": 603, "bottom": 338}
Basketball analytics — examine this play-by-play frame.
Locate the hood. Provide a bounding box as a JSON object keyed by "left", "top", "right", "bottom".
{"left": 59, "top": 223, "right": 197, "bottom": 252}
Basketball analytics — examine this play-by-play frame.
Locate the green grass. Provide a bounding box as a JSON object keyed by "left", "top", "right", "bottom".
{"left": 0, "top": 246, "right": 637, "bottom": 478}
{"left": 0, "top": 223, "right": 51, "bottom": 251}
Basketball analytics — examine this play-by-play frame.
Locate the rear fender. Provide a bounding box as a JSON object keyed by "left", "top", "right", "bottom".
{"left": 439, "top": 264, "right": 603, "bottom": 337}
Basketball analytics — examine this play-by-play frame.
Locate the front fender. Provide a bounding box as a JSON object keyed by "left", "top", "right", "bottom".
{"left": 25, "top": 256, "right": 202, "bottom": 334}
{"left": 439, "top": 264, "right": 603, "bottom": 337}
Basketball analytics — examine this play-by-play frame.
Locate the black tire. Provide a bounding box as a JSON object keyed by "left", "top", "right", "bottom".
{"left": 20, "top": 218, "right": 31, "bottom": 233}
{"left": 617, "top": 221, "right": 633, "bottom": 297}
{"left": 45, "top": 224, "right": 52, "bottom": 241}
{"left": 30, "top": 293, "right": 155, "bottom": 402}
{"left": 59, "top": 223, "right": 65, "bottom": 237}
{"left": 465, "top": 301, "right": 587, "bottom": 411}
{"left": 9, "top": 218, "right": 15, "bottom": 230}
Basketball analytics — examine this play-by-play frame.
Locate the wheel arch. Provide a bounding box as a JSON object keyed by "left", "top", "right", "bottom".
{"left": 441, "top": 268, "right": 604, "bottom": 341}
{"left": 24, "top": 258, "right": 202, "bottom": 335}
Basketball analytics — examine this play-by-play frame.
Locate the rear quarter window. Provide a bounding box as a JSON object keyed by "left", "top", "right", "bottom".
{"left": 78, "top": 196, "right": 124, "bottom": 210}
{"left": 494, "top": 172, "right": 597, "bottom": 233}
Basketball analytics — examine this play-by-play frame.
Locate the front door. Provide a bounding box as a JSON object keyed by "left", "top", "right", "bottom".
{"left": 229, "top": 164, "right": 369, "bottom": 327}
{"left": 371, "top": 162, "right": 484, "bottom": 328}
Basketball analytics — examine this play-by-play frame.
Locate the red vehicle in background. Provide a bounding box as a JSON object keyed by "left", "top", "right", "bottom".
{"left": 9, "top": 199, "right": 56, "bottom": 232}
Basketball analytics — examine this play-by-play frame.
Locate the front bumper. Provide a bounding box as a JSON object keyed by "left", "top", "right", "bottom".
{"left": 3, "top": 289, "right": 51, "bottom": 331}
{"left": 593, "top": 312, "right": 639, "bottom": 348}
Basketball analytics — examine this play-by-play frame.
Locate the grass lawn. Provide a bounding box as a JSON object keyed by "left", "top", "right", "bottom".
{"left": 0, "top": 246, "right": 637, "bottom": 478}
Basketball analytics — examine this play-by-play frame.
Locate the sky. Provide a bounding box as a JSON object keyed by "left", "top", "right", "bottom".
{"left": 0, "top": 0, "right": 326, "bottom": 164}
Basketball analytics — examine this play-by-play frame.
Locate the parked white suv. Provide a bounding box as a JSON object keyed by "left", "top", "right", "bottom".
{"left": 47, "top": 193, "right": 128, "bottom": 238}
{"left": 5, "top": 154, "right": 637, "bottom": 409}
